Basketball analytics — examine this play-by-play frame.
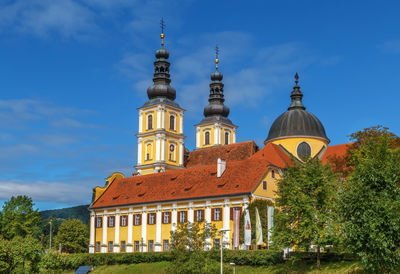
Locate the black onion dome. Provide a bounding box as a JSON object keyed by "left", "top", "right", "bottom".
{"left": 147, "top": 84, "right": 176, "bottom": 100}
{"left": 204, "top": 103, "right": 229, "bottom": 117}
{"left": 155, "top": 48, "right": 169, "bottom": 59}
{"left": 146, "top": 43, "right": 176, "bottom": 101}
{"left": 211, "top": 71, "right": 223, "bottom": 81}
{"left": 265, "top": 73, "right": 329, "bottom": 142}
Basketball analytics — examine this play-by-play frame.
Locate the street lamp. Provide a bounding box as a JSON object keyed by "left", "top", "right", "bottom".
{"left": 230, "top": 262, "right": 236, "bottom": 274}
{"left": 219, "top": 228, "right": 230, "bottom": 274}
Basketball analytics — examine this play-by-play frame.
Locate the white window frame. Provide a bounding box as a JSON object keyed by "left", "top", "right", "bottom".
{"left": 149, "top": 213, "right": 155, "bottom": 225}
{"left": 179, "top": 211, "right": 187, "bottom": 223}
{"left": 96, "top": 241, "right": 101, "bottom": 252}
{"left": 148, "top": 240, "right": 154, "bottom": 252}
{"left": 147, "top": 114, "right": 153, "bottom": 130}
{"left": 163, "top": 212, "right": 170, "bottom": 224}
{"left": 134, "top": 214, "right": 141, "bottom": 226}
{"left": 196, "top": 210, "right": 204, "bottom": 222}
{"left": 134, "top": 241, "right": 140, "bottom": 252}
{"left": 163, "top": 239, "right": 169, "bottom": 251}
{"left": 121, "top": 215, "right": 127, "bottom": 226}
{"left": 120, "top": 241, "right": 126, "bottom": 252}
{"left": 214, "top": 208, "right": 221, "bottom": 221}
{"left": 108, "top": 241, "right": 113, "bottom": 252}
{"left": 108, "top": 216, "right": 115, "bottom": 227}
{"left": 96, "top": 217, "right": 102, "bottom": 228}
{"left": 169, "top": 113, "right": 176, "bottom": 131}
{"left": 224, "top": 131, "right": 230, "bottom": 145}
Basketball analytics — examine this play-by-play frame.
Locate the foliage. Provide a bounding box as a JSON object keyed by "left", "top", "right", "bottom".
{"left": 0, "top": 195, "right": 41, "bottom": 240}
{"left": 170, "top": 222, "right": 217, "bottom": 252}
{"left": 0, "top": 236, "right": 43, "bottom": 273}
{"left": 340, "top": 129, "right": 400, "bottom": 273}
{"left": 239, "top": 199, "right": 274, "bottom": 245}
{"left": 40, "top": 204, "right": 90, "bottom": 225}
{"left": 168, "top": 222, "right": 219, "bottom": 273}
{"left": 55, "top": 219, "right": 89, "bottom": 253}
{"left": 328, "top": 125, "right": 400, "bottom": 177}
{"left": 272, "top": 157, "right": 340, "bottom": 269}
{"left": 39, "top": 217, "right": 64, "bottom": 249}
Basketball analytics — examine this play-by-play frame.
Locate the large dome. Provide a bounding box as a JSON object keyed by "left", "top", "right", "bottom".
{"left": 265, "top": 73, "right": 329, "bottom": 143}
{"left": 266, "top": 108, "right": 328, "bottom": 141}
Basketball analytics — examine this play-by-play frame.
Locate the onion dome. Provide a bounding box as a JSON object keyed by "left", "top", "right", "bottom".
{"left": 197, "top": 48, "right": 235, "bottom": 126}
{"left": 265, "top": 73, "right": 329, "bottom": 143}
{"left": 146, "top": 29, "right": 176, "bottom": 101}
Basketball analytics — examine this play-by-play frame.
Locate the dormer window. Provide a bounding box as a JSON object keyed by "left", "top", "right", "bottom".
{"left": 169, "top": 115, "right": 175, "bottom": 130}
{"left": 147, "top": 114, "right": 153, "bottom": 130}
{"left": 204, "top": 131, "right": 210, "bottom": 145}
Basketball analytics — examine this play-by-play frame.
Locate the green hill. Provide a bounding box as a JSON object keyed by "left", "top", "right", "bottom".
{"left": 40, "top": 204, "right": 90, "bottom": 224}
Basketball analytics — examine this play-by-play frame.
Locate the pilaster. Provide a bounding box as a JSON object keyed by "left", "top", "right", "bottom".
{"left": 188, "top": 202, "right": 194, "bottom": 224}
{"left": 223, "top": 199, "right": 230, "bottom": 249}
{"left": 127, "top": 208, "right": 133, "bottom": 253}
{"left": 205, "top": 200, "right": 212, "bottom": 250}
{"left": 141, "top": 207, "right": 147, "bottom": 252}
{"left": 114, "top": 209, "right": 120, "bottom": 253}
{"left": 101, "top": 211, "right": 108, "bottom": 253}
{"left": 89, "top": 212, "right": 95, "bottom": 253}
{"left": 171, "top": 203, "right": 177, "bottom": 232}
{"left": 155, "top": 205, "right": 162, "bottom": 252}
{"left": 196, "top": 127, "right": 200, "bottom": 148}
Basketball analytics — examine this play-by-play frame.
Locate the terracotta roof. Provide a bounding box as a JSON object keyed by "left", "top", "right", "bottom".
{"left": 185, "top": 141, "right": 259, "bottom": 168}
{"left": 321, "top": 143, "right": 351, "bottom": 164}
{"left": 91, "top": 142, "right": 288, "bottom": 209}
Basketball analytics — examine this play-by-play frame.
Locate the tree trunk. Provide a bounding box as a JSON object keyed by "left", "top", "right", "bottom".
{"left": 316, "top": 246, "right": 321, "bottom": 270}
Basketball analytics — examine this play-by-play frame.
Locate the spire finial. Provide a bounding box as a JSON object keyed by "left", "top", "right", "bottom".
{"left": 160, "top": 18, "right": 165, "bottom": 48}
{"left": 215, "top": 45, "right": 219, "bottom": 70}
{"left": 294, "top": 72, "right": 299, "bottom": 86}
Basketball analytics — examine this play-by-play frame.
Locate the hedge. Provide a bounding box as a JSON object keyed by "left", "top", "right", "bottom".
{"left": 38, "top": 250, "right": 358, "bottom": 272}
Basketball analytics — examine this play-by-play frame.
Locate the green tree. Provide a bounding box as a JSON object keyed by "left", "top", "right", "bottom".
{"left": 341, "top": 128, "right": 400, "bottom": 273}
{"left": 272, "top": 158, "right": 339, "bottom": 269}
{"left": 0, "top": 236, "right": 43, "bottom": 273}
{"left": 54, "top": 219, "right": 89, "bottom": 253}
{"left": 0, "top": 195, "right": 41, "bottom": 240}
{"left": 168, "top": 222, "right": 219, "bottom": 274}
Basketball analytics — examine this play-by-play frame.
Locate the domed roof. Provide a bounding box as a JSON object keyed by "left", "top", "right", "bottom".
{"left": 204, "top": 103, "right": 229, "bottom": 117}
{"left": 155, "top": 48, "right": 169, "bottom": 59}
{"left": 211, "top": 71, "right": 223, "bottom": 81}
{"left": 267, "top": 108, "right": 328, "bottom": 141}
{"left": 265, "top": 73, "right": 329, "bottom": 143}
{"left": 147, "top": 84, "right": 176, "bottom": 100}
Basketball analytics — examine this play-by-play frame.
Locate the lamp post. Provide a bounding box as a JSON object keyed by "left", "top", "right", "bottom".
{"left": 230, "top": 262, "right": 236, "bottom": 274}
{"left": 219, "top": 228, "right": 230, "bottom": 274}
{"left": 49, "top": 219, "right": 52, "bottom": 250}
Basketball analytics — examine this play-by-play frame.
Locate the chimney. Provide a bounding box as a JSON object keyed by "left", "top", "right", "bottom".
{"left": 217, "top": 158, "right": 226, "bottom": 178}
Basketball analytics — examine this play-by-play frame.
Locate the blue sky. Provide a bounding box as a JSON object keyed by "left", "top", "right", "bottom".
{"left": 0, "top": 0, "right": 399, "bottom": 210}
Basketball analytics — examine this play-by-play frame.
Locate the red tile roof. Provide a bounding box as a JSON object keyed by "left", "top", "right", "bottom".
{"left": 185, "top": 141, "right": 259, "bottom": 168}
{"left": 91, "top": 142, "right": 289, "bottom": 209}
{"left": 321, "top": 143, "right": 351, "bottom": 164}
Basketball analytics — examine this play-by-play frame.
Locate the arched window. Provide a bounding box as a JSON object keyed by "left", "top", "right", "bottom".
{"left": 224, "top": 132, "right": 229, "bottom": 145}
{"left": 168, "top": 143, "right": 176, "bottom": 161}
{"left": 147, "top": 114, "right": 153, "bottom": 130}
{"left": 146, "top": 143, "right": 152, "bottom": 161}
{"left": 204, "top": 131, "right": 210, "bottom": 145}
{"left": 169, "top": 115, "right": 175, "bottom": 130}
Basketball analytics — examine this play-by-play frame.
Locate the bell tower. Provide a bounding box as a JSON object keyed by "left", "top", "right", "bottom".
{"left": 195, "top": 47, "right": 237, "bottom": 149}
{"left": 135, "top": 20, "right": 185, "bottom": 175}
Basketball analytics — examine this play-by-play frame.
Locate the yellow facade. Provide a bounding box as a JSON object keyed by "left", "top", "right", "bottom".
{"left": 271, "top": 137, "right": 328, "bottom": 161}
{"left": 253, "top": 169, "right": 281, "bottom": 199}
{"left": 197, "top": 124, "right": 235, "bottom": 149}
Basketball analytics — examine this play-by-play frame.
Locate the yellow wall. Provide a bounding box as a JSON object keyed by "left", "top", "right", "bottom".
{"left": 271, "top": 137, "right": 328, "bottom": 161}
{"left": 165, "top": 138, "right": 180, "bottom": 165}
{"left": 199, "top": 125, "right": 215, "bottom": 148}
{"left": 253, "top": 169, "right": 281, "bottom": 199}
{"left": 143, "top": 110, "right": 157, "bottom": 133}
{"left": 142, "top": 139, "right": 156, "bottom": 164}
{"left": 165, "top": 110, "right": 181, "bottom": 133}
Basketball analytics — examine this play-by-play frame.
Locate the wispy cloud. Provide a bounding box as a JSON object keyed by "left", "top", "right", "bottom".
{"left": 378, "top": 40, "right": 400, "bottom": 54}
{"left": 0, "top": 180, "right": 91, "bottom": 204}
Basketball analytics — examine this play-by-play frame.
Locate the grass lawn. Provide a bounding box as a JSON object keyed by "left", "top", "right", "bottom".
{"left": 69, "top": 260, "right": 363, "bottom": 274}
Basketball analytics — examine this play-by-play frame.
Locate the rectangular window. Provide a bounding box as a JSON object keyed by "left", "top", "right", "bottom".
{"left": 271, "top": 170, "right": 276, "bottom": 179}
{"left": 163, "top": 240, "right": 169, "bottom": 251}
{"left": 121, "top": 215, "right": 127, "bottom": 227}
{"left": 96, "top": 241, "right": 101, "bottom": 252}
{"left": 120, "top": 241, "right": 126, "bottom": 252}
{"left": 148, "top": 213, "right": 156, "bottom": 225}
{"left": 213, "top": 238, "right": 220, "bottom": 249}
{"left": 146, "top": 153, "right": 150, "bottom": 160}
{"left": 179, "top": 211, "right": 187, "bottom": 223}
{"left": 96, "top": 217, "right": 102, "bottom": 228}
{"left": 108, "top": 241, "right": 113, "bottom": 252}
{"left": 163, "top": 212, "right": 171, "bottom": 224}
{"left": 108, "top": 216, "right": 115, "bottom": 227}
{"left": 214, "top": 208, "right": 222, "bottom": 221}
{"left": 196, "top": 210, "right": 204, "bottom": 222}
{"left": 134, "top": 214, "right": 141, "bottom": 226}
{"left": 148, "top": 240, "right": 154, "bottom": 252}
{"left": 263, "top": 180, "right": 267, "bottom": 190}
{"left": 134, "top": 241, "right": 140, "bottom": 252}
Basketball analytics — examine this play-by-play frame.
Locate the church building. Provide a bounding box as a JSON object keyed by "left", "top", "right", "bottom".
{"left": 88, "top": 29, "right": 347, "bottom": 253}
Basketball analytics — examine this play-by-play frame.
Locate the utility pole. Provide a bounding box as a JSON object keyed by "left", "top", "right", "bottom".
{"left": 49, "top": 219, "right": 53, "bottom": 250}
{"left": 219, "top": 228, "right": 230, "bottom": 274}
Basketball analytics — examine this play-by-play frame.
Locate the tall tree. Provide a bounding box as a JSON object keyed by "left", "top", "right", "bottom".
{"left": 341, "top": 128, "right": 400, "bottom": 273}
{"left": 273, "top": 158, "right": 339, "bottom": 269}
{"left": 0, "top": 195, "right": 41, "bottom": 240}
{"left": 54, "top": 219, "right": 89, "bottom": 253}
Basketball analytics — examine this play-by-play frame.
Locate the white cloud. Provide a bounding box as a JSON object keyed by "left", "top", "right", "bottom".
{"left": 0, "top": 180, "right": 91, "bottom": 204}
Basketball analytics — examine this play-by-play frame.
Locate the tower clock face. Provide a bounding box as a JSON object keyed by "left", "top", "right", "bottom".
{"left": 169, "top": 144, "right": 174, "bottom": 152}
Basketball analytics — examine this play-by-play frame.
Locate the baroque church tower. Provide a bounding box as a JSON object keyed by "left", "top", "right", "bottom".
{"left": 195, "top": 48, "right": 237, "bottom": 149}
{"left": 135, "top": 25, "right": 185, "bottom": 175}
